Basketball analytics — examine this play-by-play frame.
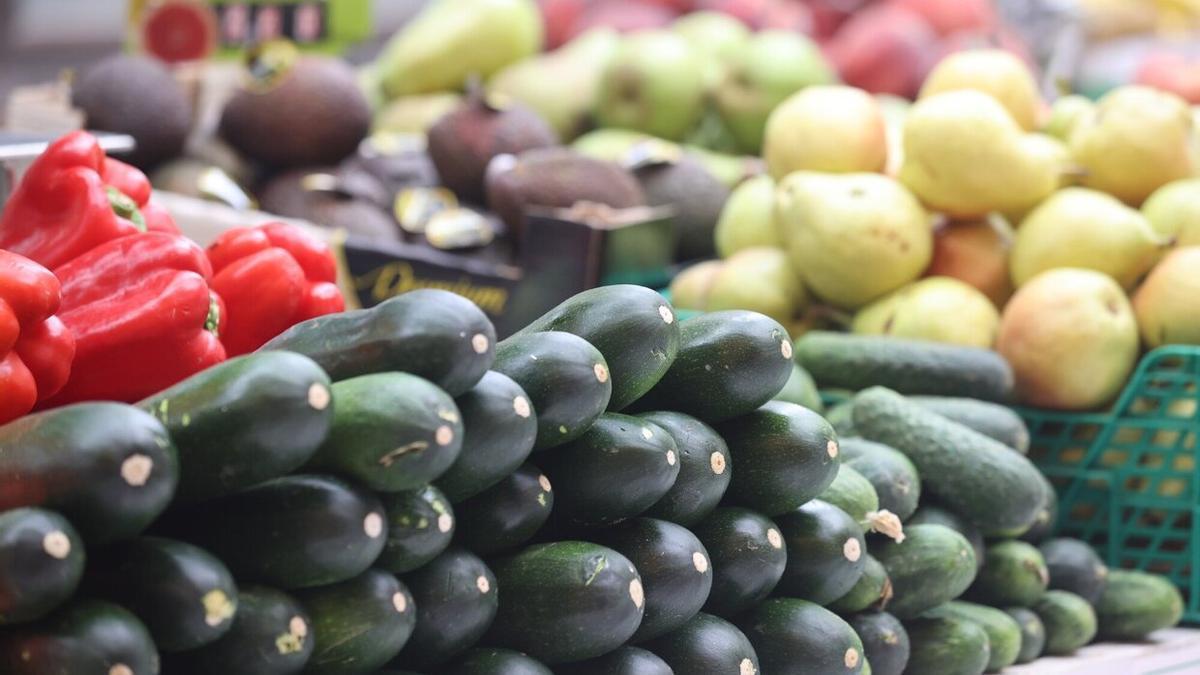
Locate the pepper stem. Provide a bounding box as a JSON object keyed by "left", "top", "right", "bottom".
{"left": 106, "top": 186, "right": 147, "bottom": 232}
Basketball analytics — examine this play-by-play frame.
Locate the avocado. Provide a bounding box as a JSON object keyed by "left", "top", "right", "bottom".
{"left": 258, "top": 167, "right": 399, "bottom": 241}
{"left": 632, "top": 155, "right": 730, "bottom": 261}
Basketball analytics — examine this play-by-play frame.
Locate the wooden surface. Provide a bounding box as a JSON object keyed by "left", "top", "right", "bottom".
{"left": 1007, "top": 629, "right": 1200, "bottom": 674}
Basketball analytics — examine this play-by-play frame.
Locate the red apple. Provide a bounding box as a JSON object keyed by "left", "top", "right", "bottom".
{"left": 759, "top": 0, "right": 814, "bottom": 32}
{"left": 540, "top": 0, "right": 591, "bottom": 49}
{"left": 1136, "top": 50, "right": 1200, "bottom": 104}
{"left": 804, "top": 0, "right": 875, "bottom": 40}
{"left": 694, "top": 0, "right": 770, "bottom": 27}
{"left": 889, "top": 0, "right": 995, "bottom": 36}
{"left": 826, "top": 4, "right": 937, "bottom": 97}
{"left": 569, "top": 0, "right": 679, "bottom": 40}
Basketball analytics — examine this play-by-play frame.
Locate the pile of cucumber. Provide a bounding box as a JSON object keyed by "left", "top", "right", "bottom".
{"left": 0, "top": 287, "right": 1184, "bottom": 675}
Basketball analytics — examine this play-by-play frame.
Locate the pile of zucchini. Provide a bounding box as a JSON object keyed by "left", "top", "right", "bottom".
{"left": 0, "top": 287, "right": 1184, "bottom": 675}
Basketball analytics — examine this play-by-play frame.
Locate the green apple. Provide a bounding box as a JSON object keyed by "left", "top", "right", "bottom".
{"left": 594, "top": 31, "right": 707, "bottom": 142}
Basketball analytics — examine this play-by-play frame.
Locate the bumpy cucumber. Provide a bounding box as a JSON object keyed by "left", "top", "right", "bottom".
{"left": 907, "top": 505, "right": 985, "bottom": 571}
{"left": 903, "top": 614, "right": 990, "bottom": 675}
{"left": 830, "top": 554, "right": 892, "bottom": 615}
{"left": 874, "top": 524, "right": 977, "bottom": 619}
{"left": 1005, "top": 607, "right": 1046, "bottom": 663}
{"left": 638, "top": 411, "right": 731, "bottom": 526}
{"left": 0, "top": 508, "right": 84, "bottom": 625}
{"left": 967, "top": 540, "right": 1049, "bottom": 608}
{"left": 819, "top": 464, "right": 880, "bottom": 524}
{"left": 1036, "top": 590, "right": 1098, "bottom": 655}
{"left": 928, "top": 601, "right": 1022, "bottom": 672}
{"left": 839, "top": 438, "right": 921, "bottom": 521}
{"left": 907, "top": 395, "right": 1030, "bottom": 453}
{"left": 377, "top": 485, "right": 456, "bottom": 574}
{"left": 1095, "top": 570, "right": 1184, "bottom": 641}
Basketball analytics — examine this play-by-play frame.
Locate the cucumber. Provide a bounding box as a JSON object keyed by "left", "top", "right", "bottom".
{"left": 903, "top": 614, "right": 990, "bottom": 675}
{"left": 493, "top": 331, "right": 612, "bottom": 451}
{"left": 716, "top": 401, "right": 840, "bottom": 516}
{"left": 838, "top": 439, "right": 921, "bottom": 521}
{"left": 830, "top": 554, "right": 892, "bottom": 614}
{"left": 0, "top": 402, "right": 178, "bottom": 543}
{"left": 140, "top": 351, "right": 333, "bottom": 502}
{"left": 794, "top": 332, "right": 1014, "bottom": 402}
{"left": 644, "top": 612, "right": 760, "bottom": 675}
{"left": 819, "top": 465, "right": 880, "bottom": 524}
{"left": 395, "top": 548, "right": 498, "bottom": 668}
{"left": 851, "top": 387, "right": 1045, "bottom": 536}
{"left": 774, "top": 362, "right": 824, "bottom": 413}
{"left": 967, "top": 541, "right": 1048, "bottom": 608}
{"left": 443, "top": 647, "right": 552, "bottom": 675}
{"left": 874, "top": 524, "right": 977, "bottom": 619}
{"left": 629, "top": 310, "right": 794, "bottom": 423}
{"left": 638, "top": 411, "right": 731, "bottom": 526}
{"left": 454, "top": 463, "right": 554, "bottom": 556}
{"left": 738, "top": 598, "right": 865, "bottom": 675}
{"left": 435, "top": 371, "right": 538, "bottom": 502}
{"left": 162, "top": 474, "right": 386, "bottom": 589}
{"left": 0, "top": 508, "right": 84, "bottom": 625}
{"left": 83, "top": 537, "right": 236, "bottom": 651}
{"left": 693, "top": 507, "right": 787, "bottom": 617}
{"left": 847, "top": 612, "right": 909, "bottom": 675}
{"left": 826, "top": 400, "right": 857, "bottom": 438}
{"left": 1095, "top": 570, "right": 1184, "bottom": 640}
{"left": 1035, "top": 590, "right": 1097, "bottom": 655}
{"left": 928, "top": 601, "right": 1022, "bottom": 672}
{"left": 1004, "top": 607, "right": 1045, "bottom": 663}
{"left": 1039, "top": 538, "right": 1109, "bottom": 605}
{"left": 589, "top": 518, "right": 712, "bottom": 642}
{"left": 296, "top": 569, "right": 416, "bottom": 673}
{"left": 377, "top": 485, "right": 455, "bottom": 573}
{"left": 486, "top": 541, "right": 644, "bottom": 664}
{"left": 775, "top": 499, "right": 867, "bottom": 606}
{"left": 568, "top": 646, "right": 673, "bottom": 674}
{"left": 906, "top": 396, "right": 1030, "bottom": 453}
{"left": 0, "top": 599, "right": 159, "bottom": 675}
{"left": 306, "top": 373, "right": 463, "bottom": 493}
{"left": 515, "top": 285, "right": 680, "bottom": 411}
{"left": 539, "top": 413, "right": 679, "bottom": 527}
{"left": 906, "top": 505, "right": 984, "bottom": 571}
{"left": 262, "top": 288, "right": 496, "bottom": 396}
{"left": 1019, "top": 471, "right": 1058, "bottom": 545}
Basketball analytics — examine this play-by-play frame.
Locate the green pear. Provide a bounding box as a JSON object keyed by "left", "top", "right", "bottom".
{"left": 1011, "top": 187, "right": 1168, "bottom": 289}
{"left": 1069, "top": 85, "right": 1196, "bottom": 205}
{"left": 594, "top": 31, "right": 707, "bottom": 142}
{"left": 713, "top": 31, "right": 836, "bottom": 154}
{"left": 1042, "top": 94, "right": 1094, "bottom": 142}
{"left": 376, "top": 0, "right": 543, "bottom": 98}
{"left": 672, "top": 11, "right": 750, "bottom": 91}
{"left": 764, "top": 85, "right": 888, "bottom": 179}
{"left": 1142, "top": 178, "right": 1200, "bottom": 246}
{"left": 572, "top": 128, "right": 654, "bottom": 161}
{"left": 715, "top": 174, "right": 780, "bottom": 257}
{"left": 669, "top": 259, "right": 724, "bottom": 311}
{"left": 1134, "top": 246, "right": 1200, "bottom": 348}
{"left": 852, "top": 277, "right": 1000, "bottom": 348}
{"left": 776, "top": 172, "right": 932, "bottom": 309}
{"left": 706, "top": 247, "right": 808, "bottom": 325}
{"left": 920, "top": 49, "right": 1042, "bottom": 131}
{"left": 372, "top": 92, "right": 463, "bottom": 134}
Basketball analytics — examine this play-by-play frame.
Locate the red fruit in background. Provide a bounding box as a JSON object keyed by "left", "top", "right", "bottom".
{"left": 540, "top": 0, "right": 590, "bottom": 49}
{"left": 695, "top": 0, "right": 769, "bottom": 27}
{"left": 805, "top": 0, "right": 874, "bottom": 40}
{"left": 569, "top": 0, "right": 679, "bottom": 40}
{"left": 889, "top": 0, "right": 995, "bottom": 36}
{"left": 827, "top": 4, "right": 937, "bottom": 97}
{"left": 1136, "top": 50, "right": 1200, "bottom": 104}
{"left": 760, "top": 0, "right": 814, "bottom": 32}
{"left": 641, "top": 0, "right": 696, "bottom": 13}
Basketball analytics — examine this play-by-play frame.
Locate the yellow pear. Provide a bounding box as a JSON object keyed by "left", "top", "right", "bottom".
{"left": 776, "top": 172, "right": 932, "bottom": 309}
{"left": 1142, "top": 178, "right": 1200, "bottom": 246}
{"left": 1011, "top": 188, "right": 1168, "bottom": 289}
{"left": 706, "top": 247, "right": 808, "bottom": 324}
{"left": 927, "top": 216, "right": 1014, "bottom": 307}
{"left": 668, "top": 259, "right": 724, "bottom": 311}
{"left": 920, "top": 49, "right": 1042, "bottom": 131}
{"left": 714, "top": 174, "right": 780, "bottom": 257}
{"left": 372, "top": 93, "right": 463, "bottom": 134}
{"left": 996, "top": 268, "right": 1139, "bottom": 410}
{"left": 1133, "top": 247, "right": 1200, "bottom": 348}
{"left": 853, "top": 276, "right": 1000, "bottom": 348}
{"left": 764, "top": 86, "right": 887, "bottom": 179}
{"left": 1042, "top": 94, "right": 1095, "bottom": 142}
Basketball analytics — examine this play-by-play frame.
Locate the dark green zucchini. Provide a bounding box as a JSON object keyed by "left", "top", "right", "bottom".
{"left": 0, "top": 402, "right": 178, "bottom": 543}
{"left": 567, "top": 646, "right": 673, "bottom": 675}
{"left": 629, "top": 310, "right": 794, "bottom": 423}
{"left": 903, "top": 614, "right": 990, "bottom": 675}
{"left": 435, "top": 371, "right": 538, "bottom": 502}
{"left": 774, "top": 499, "right": 867, "bottom": 606}
{"left": 874, "top": 524, "right": 977, "bottom": 619}
{"left": 693, "top": 507, "right": 787, "bottom": 617}
{"left": 492, "top": 331, "right": 612, "bottom": 451}
{"left": 638, "top": 411, "right": 731, "bottom": 526}
{"left": 1040, "top": 538, "right": 1109, "bottom": 605}
{"left": 847, "top": 612, "right": 909, "bottom": 675}
{"left": 454, "top": 463, "right": 554, "bottom": 556}
{"left": 140, "top": 351, "right": 333, "bottom": 502}
{"left": 738, "top": 598, "right": 865, "bottom": 675}
{"left": 515, "top": 285, "right": 680, "bottom": 411}
{"left": 1020, "top": 471, "right": 1058, "bottom": 544}
{"left": 644, "top": 612, "right": 760, "bottom": 675}
{"left": 967, "top": 541, "right": 1048, "bottom": 608}
{"left": 839, "top": 438, "right": 921, "bottom": 521}
{"left": 1095, "top": 570, "right": 1184, "bottom": 641}
{"left": 1005, "top": 607, "right": 1045, "bottom": 663}
{"left": 1035, "top": 590, "right": 1097, "bottom": 655}
{"left": 296, "top": 569, "right": 416, "bottom": 673}
{"left": 443, "top": 647, "right": 552, "bottom": 675}
{"left": 819, "top": 464, "right": 879, "bottom": 524}
{"left": 717, "top": 401, "right": 840, "bottom": 516}
{"left": 377, "top": 485, "right": 455, "bottom": 574}
{"left": 83, "top": 536, "right": 236, "bottom": 651}
{"left": 830, "top": 554, "right": 892, "bottom": 614}
{"left": 262, "top": 288, "right": 496, "bottom": 396}
{"left": 0, "top": 507, "right": 84, "bottom": 625}
{"left": 0, "top": 599, "right": 159, "bottom": 675}
{"left": 927, "top": 602, "right": 1022, "bottom": 672}
{"left": 774, "top": 362, "right": 824, "bottom": 412}
{"left": 486, "top": 541, "right": 644, "bottom": 664}
{"left": 906, "top": 396, "right": 1030, "bottom": 453}
{"left": 906, "top": 505, "right": 984, "bottom": 571}
{"left": 395, "top": 548, "right": 498, "bottom": 668}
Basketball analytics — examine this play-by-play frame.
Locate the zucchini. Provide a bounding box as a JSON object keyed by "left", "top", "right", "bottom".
{"left": 492, "top": 331, "right": 612, "bottom": 451}
{"left": 306, "top": 373, "right": 463, "bottom": 493}
{"left": 629, "top": 310, "right": 794, "bottom": 423}
{"left": 296, "top": 569, "right": 416, "bottom": 673}
{"left": 774, "top": 499, "right": 867, "bottom": 606}
{"left": 435, "top": 371, "right": 538, "bottom": 502}
{"left": 262, "top": 288, "right": 496, "bottom": 396}
{"left": 847, "top": 612, "right": 909, "bottom": 675}
{"left": 644, "top": 612, "right": 760, "bottom": 675}
{"left": 514, "top": 285, "right": 680, "bottom": 411}
{"left": 638, "top": 411, "right": 731, "bottom": 526}
{"left": 568, "top": 646, "right": 673, "bottom": 674}
{"left": 394, "top": 548, "right": 498, "bottom": 669}
{"left": 377, "top": 485, "right": 455, "bottom": 574}
{"left": 1019, "top": 471, "right": 1058, "bottom": 544}
{"left": 794, "top": 332, "right": 1014, "bottom": 402}
{"left": 906, "top": 505, "right": 984, "bottom": 571}
{"left": 693, "top": 507, "right": 787, "bottom": 617}
{"left": 967, "top": 541, "right": 1048, "bottom": 608}
{"left": 539, "top": 413, "right": 679, "bottom": 527}
{"left": 738, "top": 598, "right": 865, "bottom": 675}
{"left": 716, "top": 401, "right": 840, "bottom": 516}
{"left": 874, "top": 524, "right": 977, "bottom": 619}
{"left": 0, "top": 508, "right": 84, "bottom": 625}
{"left": 83, "top": 536, "right": 236, "bottom": 652}
{"left": 906, "top": 396, "right": 1030, "bottom": 453}
{"left": 0, "top": 599, "right": 158, "bottom": 675}
{"left": 163, "top": 474, "right": 386, "bottom": 589}
{"left": 830, "top": 554, "right": 892, "bottom": 614}
{"left": 589, "top": 518, "right": 712, "bottom": 642}
{"left": 140, "top": 351, "right": 333, "bottom": 502}
{"left": 819, "top": 464, "right": 880, "bottom": 524}
{"left": 839, "top": 438, "right": 921, "bottom": 521}
{"left": 454, "top": 463, "right": 554, "bottom": 556}
{"left": 1095, "top": 570, "right": 1184, "bottom": 640}
{"left": 1040, "top": 538, "right": 1108, "bottom": 605}
{"left": 1035, "top": 590, "right": 1097, "bottom": 655}
{"left": 486, "top": 541, "right": 644, "bottom": 664}
{"left": 928, "top": 601, "right": 1022, "bottom": 672}
{"left": 1004, "top": 607, "right": 1045, "bottom": 663}
{"left": 0, "top": 402, "right": 178, "bottom": 543}
{"left": 443, "top": 647, "right": 552, "bottom": 675}
{"left": 775, "top": 362, "right": 825, "bottom": 412}
{"left": 851, "top": 387, "right": 1045, "bottom": 536}
{"left": 903, "top": 614, "right": 990, "bottom": 675}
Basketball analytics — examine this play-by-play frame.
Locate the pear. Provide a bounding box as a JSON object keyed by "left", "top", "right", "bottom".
{"left": 1011, "top": 187, "right": 1167, "bottom": 289}
{"left": 1142, "top": 178, "right": 1200, "bottom": 246}
{"left": 919, "top": 49, "right": 1042, "bottom": 130}
{"left": 1133, "top": 247, "right": 1200, "bottom": 348}
{"left": 996, "top": 268, "right": 1138, "bottom": 410}
{"left": 853, "top": 277, "right": 999, "bottom": 348}
{"left": 572, "top": 128, "right": 653, "bottom": 161}
{"left": 715, "top": 174, "right": 780, "bottom": 257}
{"left": 706, "top": 247, "right": 808, "bottom": 325}
{"left": 594, "top": 31, "right": 707, "bottom": 142}
{"left": 764, "top": 86, "right": 888, "bottom": 179}
{"left": 1069, "top": 85, "right": 1196, "bottom": 205}
{"left": 684, "top": 146, "right": 765, "bottom": 189}
{"left": 1043, "top": 94, "right": 1095, "bottom": 142}
{"left": 377, "top": 0, "right": 543, "bottom": 98}
{"left": 373, "top": 93, "right": 463, "bottom": 134}
{"left": 672, "top": 11, "right": 751, "bottom": 91}
{"left": 776, "top": 172, "right": 932, "bottom": 309}
{"left": 927, "top": 216, "right": 1014, "bottom": 307}
{"left": 899, "top": 90, "right": 1066, "bottom": 218}
{"left": 669, "top": 259, "right": 724, "bottom": 311}
{"left": 877, "top": 94, "right": 911, "bottom": 176}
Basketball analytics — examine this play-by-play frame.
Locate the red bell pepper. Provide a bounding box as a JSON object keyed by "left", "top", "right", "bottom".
{"left": 207, "top": 222, "right": 344, "bottom": 356}
{"left": 0, "top": 250, "right": 75, "bottom": 423}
